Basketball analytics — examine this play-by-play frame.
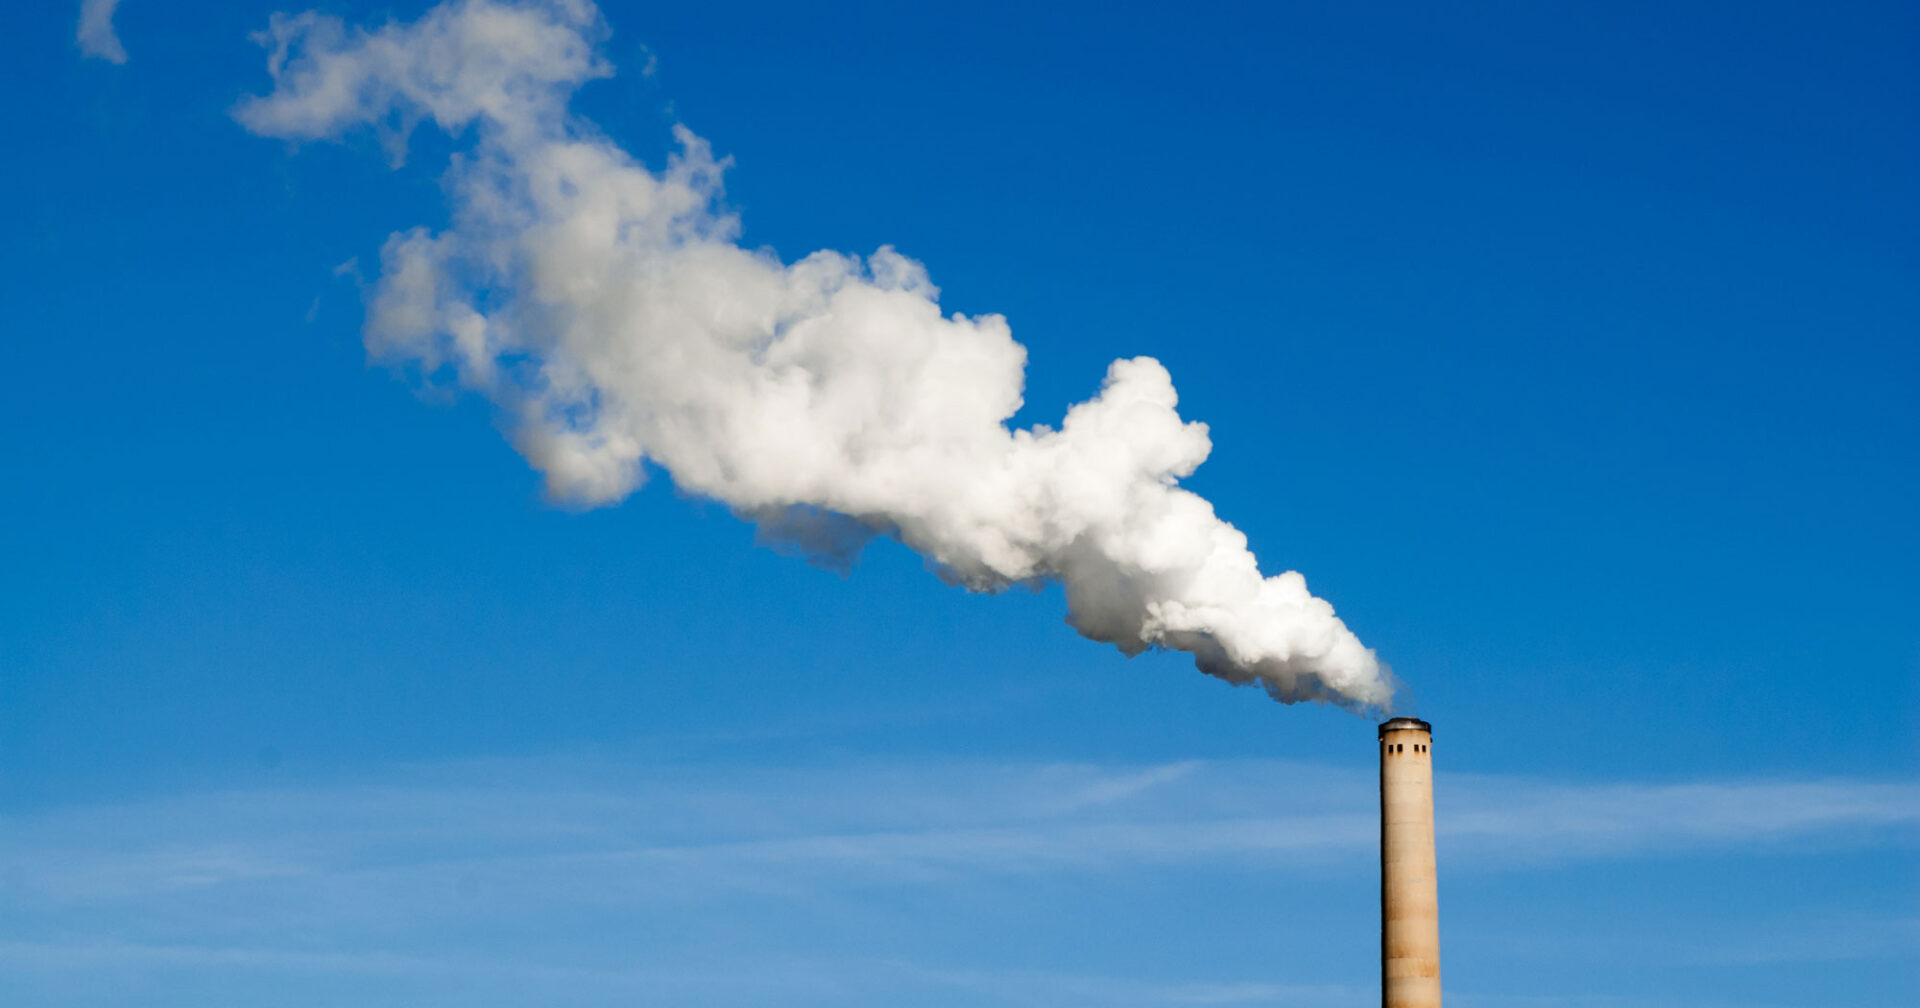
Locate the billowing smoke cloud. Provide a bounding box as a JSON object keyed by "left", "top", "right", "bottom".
{"left": 236, "top": 0, "right": 1394, "bottom": 710}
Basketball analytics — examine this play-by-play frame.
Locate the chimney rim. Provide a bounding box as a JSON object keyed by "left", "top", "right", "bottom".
{"left": 1378, "top": 716, "right": 1433, "bottom": 738}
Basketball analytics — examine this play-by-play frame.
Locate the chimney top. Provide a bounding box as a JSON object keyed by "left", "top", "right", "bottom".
{"left": 1378, "top": 716, "right": 1433, "bottom": 738}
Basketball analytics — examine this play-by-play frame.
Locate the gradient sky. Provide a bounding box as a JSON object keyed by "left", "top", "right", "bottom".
{"left": 4, "top": 1, "right": 1917, "bottom": 1006}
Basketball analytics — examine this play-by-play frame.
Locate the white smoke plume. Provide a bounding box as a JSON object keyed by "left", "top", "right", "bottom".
{"left": 77, "top": 0, "right": 128, "bottom": 64}
{"left": 235, "top": 0, "right": 1395, "bottom": 711}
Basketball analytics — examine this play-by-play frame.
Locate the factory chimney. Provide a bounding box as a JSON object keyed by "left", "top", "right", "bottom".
{"left": 1380, "top": 716, "right": 1440, "bottom": 1007}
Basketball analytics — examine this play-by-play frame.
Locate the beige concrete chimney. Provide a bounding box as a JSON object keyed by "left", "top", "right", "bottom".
{"left": 1380, "top": 716, "right": 1440, "bottom": 1008}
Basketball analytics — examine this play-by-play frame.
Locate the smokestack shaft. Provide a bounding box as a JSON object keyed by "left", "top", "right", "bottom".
{"left": 1380, "top": 717, "right": 1440, "bottom": 1007}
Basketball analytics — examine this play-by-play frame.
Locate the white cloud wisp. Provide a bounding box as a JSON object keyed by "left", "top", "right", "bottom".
{"left": 77, "top": 0, "right": 127, "bottom": 63}
{"left": 5, "top": 757, "right": 1913, "bottom": 908}
{"left": 233, "top": 0, "right": 1393, "bottom": 710}
{"left": 2, "top": 757, "right": 1913, "bottom": 1006}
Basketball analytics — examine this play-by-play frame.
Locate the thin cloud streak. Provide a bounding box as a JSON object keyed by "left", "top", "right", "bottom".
{"left": 0, "top": 757, "right": 1911, "bottom": 1005}
{"left": 2, "top": 758, "right": 1912, "bottom": 903}
{"left": 899, "top": 962, "right": 1365, "bottom": 1006}
{"left": 1438, "top": 773, "right": 1920, "bottom": 860}
{"left": 0, "top": 936, "right": 1881, "bottom": 1008}
{"left": 0, "top": 941, "right": 1370, "bottom": 1008}
{"left": 1477, "top": 911, "right": 1920, "bottom": 967}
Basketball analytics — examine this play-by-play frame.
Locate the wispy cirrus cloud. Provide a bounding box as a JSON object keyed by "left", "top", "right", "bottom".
{"left": 4, "top": 758, "right": 1913, "bottom": 901}
{"left": 0, "top": 941, "right": 1365, "bottom": 1008}
{"left": 0, "top": 756, "right": 1912, "bottom": 1006}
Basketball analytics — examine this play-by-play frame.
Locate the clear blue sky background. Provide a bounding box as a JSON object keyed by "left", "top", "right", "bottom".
{"left": 3, "top": 1, "right": 1916, "bottom": 1005}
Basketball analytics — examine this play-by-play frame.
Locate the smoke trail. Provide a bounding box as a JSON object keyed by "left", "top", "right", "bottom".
{"left": 77, "top": 0, "right": 129, "bottom": 64}
{"left": 236, "top": 0, "right": 1394, "bottom": 710}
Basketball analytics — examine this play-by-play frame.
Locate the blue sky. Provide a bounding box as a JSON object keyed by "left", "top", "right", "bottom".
{"left": 4, "top": 1, "right": 1916, "bottom": 1005}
